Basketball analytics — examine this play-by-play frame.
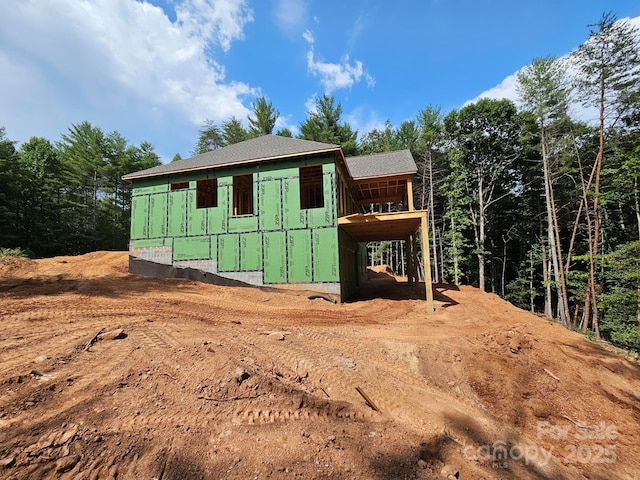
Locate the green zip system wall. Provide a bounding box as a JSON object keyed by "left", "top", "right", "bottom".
{"left": 130, "top": 155, "right": 340, "bottom": 286}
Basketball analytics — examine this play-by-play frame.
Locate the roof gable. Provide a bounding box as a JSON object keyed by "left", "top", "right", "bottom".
{"left": 123, "top": 135, "right": 340, "bottom": 180}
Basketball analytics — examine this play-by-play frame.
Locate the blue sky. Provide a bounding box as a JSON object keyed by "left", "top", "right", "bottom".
{"left": 1, "top": 0, "right": 639, "bottom": 162}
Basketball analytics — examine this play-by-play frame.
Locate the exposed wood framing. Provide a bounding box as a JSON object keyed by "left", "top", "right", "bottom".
{"left": 338, "top": 210, "right": 435, "bottom": 313}
{"left": 421, "top": 214, "right": 435, "bottom": 313}
{"left": 406, "top": 177, "right": 414, "bottom": 211}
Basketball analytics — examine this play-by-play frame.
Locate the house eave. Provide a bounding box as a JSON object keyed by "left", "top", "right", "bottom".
{"left": 122, "top": 146, "right": 343, "bottom": 182}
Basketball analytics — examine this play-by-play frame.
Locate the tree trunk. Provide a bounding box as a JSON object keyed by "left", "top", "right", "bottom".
{"left": 428, "top": 154, "right": 439, "bottom": 283}
{"left": 635, "top": 178, "right": 640, "bottom": 241}
{"left": 502, "top": 240, "right": 507, "bottom": 298}
{"left": 542, "top": 243, "right": 553, "bottom": 319}
{"left": 529, "top": 248, "right": 535, "bottom": 313}
{"left": 477, "top": 167, "right": 486, "bottom": 291}
{"left": 588, "top": 76, "right": 607, "bottom": 340}
{"left": 451, "top": 215, "right": 460, "bottom": 286}
{"left": 541, "top": 125, "right": 570, "bottom": 325}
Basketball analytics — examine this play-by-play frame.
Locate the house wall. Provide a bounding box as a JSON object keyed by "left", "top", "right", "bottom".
{"left": 129, "top": 155, "right": 341, "bottom": 298}
{"left": 338, "top": 229, "right": 368, "bottom": 300}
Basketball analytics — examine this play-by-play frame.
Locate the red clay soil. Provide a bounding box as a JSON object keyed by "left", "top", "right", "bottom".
{"left": 0, "top": 252, "right": 639, "bottom": 479}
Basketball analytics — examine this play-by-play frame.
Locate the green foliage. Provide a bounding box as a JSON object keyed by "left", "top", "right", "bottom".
{"left": 276, "top": 128, "right": 293, "bottom": 137}
{"left": 0, "top": 247, "right": 30, "bottom": 258}
{"left": 222, "top": 117, "right": 249, "bottom": 145}
{"left": 299, "top": 94, "right": 358, "bottom": 156}
{"left": 0, "top": 122, "right": 160, "bottom": 257}
{"left": 571, "top": 12, "right": 640, "bottom": 120}
{"left": 248, "top": 97, "right": 279, "bottom": 137}
{"left": 194, "top": 120, "right": 224, "bottom": 154}
{"left": 600, "top": 242, "right": 640, "bottom": 351}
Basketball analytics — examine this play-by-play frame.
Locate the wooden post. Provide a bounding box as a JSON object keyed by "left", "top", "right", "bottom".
{"left": 406, "top": 236, "right": 414, "bottom": 286}
{"left": 421, "top": 213, "right": 435, "bottom": 313}
{"left": 412, "top": 233, "right": 419, "bottom": 284}
{"left": 406, "top": 177, "right": 415, "bottom": 211}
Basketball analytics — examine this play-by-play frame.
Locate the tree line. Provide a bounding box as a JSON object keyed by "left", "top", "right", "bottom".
{"left": 0, "top": 12, "right": 637, "bottom": 351}
{"left": 0, "top": 122, "right": 161, "bottom": 256}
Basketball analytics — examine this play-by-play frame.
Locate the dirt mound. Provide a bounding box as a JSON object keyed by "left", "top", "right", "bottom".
{"left": 1, "top": 252, "right": 639, "bottom": 479}
{"left": 367, "top": 265, "right": 396, "bottom": 280}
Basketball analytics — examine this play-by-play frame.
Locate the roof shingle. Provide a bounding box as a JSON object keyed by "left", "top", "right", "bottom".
{"left": 123, "top": 135, "right": 340, "bottom": 180}
{"left": 345, "top": 150, "right": 417, "bottom": 180}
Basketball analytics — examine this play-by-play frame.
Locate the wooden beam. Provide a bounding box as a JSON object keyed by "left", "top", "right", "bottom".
{"left": 338, "top": 210, "right": 428, "bottom": 224}
{"left": 420, "top": 213, "right": 435, "bottom": 313}
{"left": 407, "top": 177, "right": 414, "bottom": 211}
{"left": 356, "top": 196, "right": 404, "bottom": 206}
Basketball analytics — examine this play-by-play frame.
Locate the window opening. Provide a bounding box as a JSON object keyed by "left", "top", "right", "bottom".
{"left": 233, "top": 174, "right": 253, "bottom": 215}
{"left": 299, "top": 165, "right": 324, "bottom": 209}
{"left": 170, "top": 181, "right": 189, "bottom": 191}
{"left": 196, "top": 178, "right": 217, "bottom": 208}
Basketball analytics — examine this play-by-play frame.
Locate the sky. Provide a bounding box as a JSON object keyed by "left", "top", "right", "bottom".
{"left": 1, "top": 0, "right": 639, "bottom": 162}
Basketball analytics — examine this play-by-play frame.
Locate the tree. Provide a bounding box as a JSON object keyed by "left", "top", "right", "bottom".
{"left": 171, "top": 153, "right": 182, "bottom": 163}
{"left": 516, "top": 56, "right": 572, "bottom": 324}
{"left": 248, "top": 97, "right": 279, "bottom": 137}
{"left": 571, "top": 12, "right": 640, "bottom": 337}
{"left": 358, "top": 120, "right": 399, "bottom": 154}
{"left": 275, "top": 127, "right": 293, "bottom": 138}
{"left": 444, "top": 99, "right": 522, "bottom": 291}
{"left": 15, "top": 137, "right": 65, "bottom": 255}
{"left": 416, "top": 106, "right": 444, "bottom": 282}
{"left": 58, "top": 121, "right": 109, "bottom": 250}
{"left": 222, "top": 117, "right": 249, "bottom": 145}
{"left": 0, "top": 128, "right": 20, "bottom": 248}
{"left": 194, "top": 120, "right": 224, "bottom": 155}
{"left": 299, "top": 94, "right": 358, "bottom": 156}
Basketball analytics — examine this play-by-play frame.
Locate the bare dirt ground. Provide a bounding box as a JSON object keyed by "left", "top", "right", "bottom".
{"left": 0, "top": 252, "right": 639, "bottom": 479}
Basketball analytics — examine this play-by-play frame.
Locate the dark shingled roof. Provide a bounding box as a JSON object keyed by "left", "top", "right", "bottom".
{"left": 123, "top": 134, "right": 341, "bottom": 180}
{"left": 345, "top": 150, "right": 417, "bottom": 180}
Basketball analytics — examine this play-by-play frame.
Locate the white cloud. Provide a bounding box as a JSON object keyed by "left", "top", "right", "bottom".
{"left": 304, "top": 94, "right": 319, "bottom": 114}
{"left": 273, "top": 0, "right": 308, "bottom": 35}
{"left": 0, "top": 0, "right": 254, "bottom": 149}
{"left": 345, "top": 105, "right": 385, "bottom": 139}
{"left": 274, "top": 114, "right": 299, "bottom": 136}
{"left": 302, "top": 29, "right": 315, "bottom": 44}
{"left": 176, "top": 0, "right": 253, "bottom": 52}
{"left": 303, "top": 30, "right": 375, "bottom": 93}
{"left": 347, "top": 14, "right": 368, "bottom": 51}
{"left": 465, "top": 15, "right": 640, "bottom": 125}
{"left": 464, "top": 73, "right": 520, "bottom": 107}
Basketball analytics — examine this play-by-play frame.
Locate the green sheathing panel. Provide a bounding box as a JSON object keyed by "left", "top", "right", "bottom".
{"left": 133, "top": 178, "right": 169, "bottom": 196}
{"left": 174, "top": 236, "right": 210, "bottom": 260}
{"left": 148, "top": 193, "right": 167, "bottom": 238}
{"left": 282, "top": 178, "right": 307, "bottom": 229}
{"left": 288, "top": 230, "right": 312, "bottom": 283}
{"left": 307, "top": 169, "right": 336, "bottom": 228}
{"left": 312, "top": 228, "right": 339, "bottom": 282}
{"left": 263, "top": 232, "right": 286, "bottom": 283}
{"left": 338, "top": 229, "right": 364, "bottom": 300}
{"left": 207, "top": 185, "right": 228, "bottom": 234}
{"left": 132, "top": 238, "right": 165, "bottom": 248}
{"left": 258, "top": 180, "right": 282, "bottom": 231}
{"left": 168, "top": 190, "right": 187, "bottom": 237}
{"left": 229, "top": 215, "right": 258, "bottom": 233}
{"left": 240, "top": 232, "right": 263, "bottom": 271}
{"left": 131, "top": 195, "right": 149, "bottom": 239}
{"left": 358, "top": 242, "right": 368, "bottom": 284}
{"left": 218, "top": 234, "right": 239, "bottom": 271}
{"left": 187, "top": 189, "right": 207, "bottom": 236}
